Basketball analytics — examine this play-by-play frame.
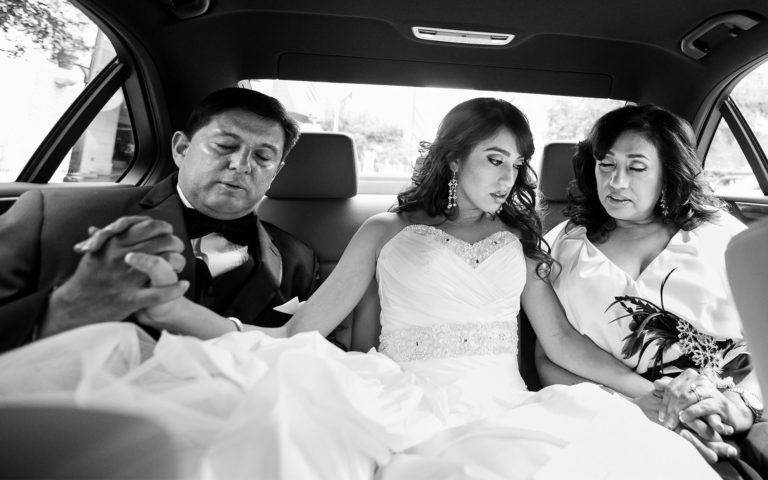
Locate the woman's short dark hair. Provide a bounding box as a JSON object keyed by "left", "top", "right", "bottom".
{"left": 565, "top": 104, "right": 722, "bottom": 241}
{"left": 184, "top": 87, "right": 300, "bottom": 159}
{"left": 393, "top": 97, "right": 552, "bottom": 274}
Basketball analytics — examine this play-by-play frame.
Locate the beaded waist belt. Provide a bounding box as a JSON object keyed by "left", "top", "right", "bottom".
{"left": 379, "top": 320, "right": 516, "bottom": 362}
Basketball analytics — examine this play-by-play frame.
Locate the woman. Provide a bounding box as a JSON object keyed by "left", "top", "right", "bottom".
{"left": 539, "top": 104, "right": 764, "bottom": 477}
{"left": 0, "top": 99, "right": 717, "bottom": 479}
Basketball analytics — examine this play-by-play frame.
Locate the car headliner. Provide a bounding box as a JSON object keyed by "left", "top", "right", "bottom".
{"left": 79, "top": 0, "right": 768, "bottom": 130}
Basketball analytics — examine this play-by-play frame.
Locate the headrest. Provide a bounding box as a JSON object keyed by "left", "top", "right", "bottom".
{"left": 539, "top": 142, "right": 577, "bottom": 202}
{"left": 266, "top": 132, "right": 358, "bottom": 199}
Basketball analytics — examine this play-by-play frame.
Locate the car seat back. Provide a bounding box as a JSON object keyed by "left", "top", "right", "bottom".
{"left": 725, "top": 217, "right": 768, "bottom": 399}
{"left": 538, "top": 142, "right": 577, "bottom": 233}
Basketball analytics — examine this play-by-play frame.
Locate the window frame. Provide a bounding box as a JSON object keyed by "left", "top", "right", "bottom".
{"left": 718, "top": 96, "right": 768, "bottom": 195}
{"left": 16, "top": 59, "right": 131, "bottom": 183}
{"left": 7, "top": 0, "right": 170, "bottom": 187}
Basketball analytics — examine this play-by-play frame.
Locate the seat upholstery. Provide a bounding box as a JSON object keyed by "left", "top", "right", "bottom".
{"left": 259, "top": 132, "right": 395, "bottom": 278}
{"left": 258, "top": 132, "right": 395, "bottom": 350}
{"left": 538, "top": 142, "right": 577, "bottom": 233}
{"left": 725, "top": 217, "right": 768, "bottom": 398}
{"left": 267, "top": 132, "right": 358, "bottom": 200}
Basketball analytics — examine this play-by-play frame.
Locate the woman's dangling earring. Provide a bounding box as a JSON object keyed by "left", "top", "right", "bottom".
{"left": 447, "top": 170, "right": 458, "bottom": 209}
{"left": 659, "top": 191, "right": 669, "bottom": 217}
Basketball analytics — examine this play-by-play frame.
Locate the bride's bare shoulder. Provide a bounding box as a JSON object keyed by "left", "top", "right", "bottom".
{"left": 357, "top": 212, "right": 412, "bottom": 249}
{"left": 363, "top": 211, "right": 409, "bottom": 230}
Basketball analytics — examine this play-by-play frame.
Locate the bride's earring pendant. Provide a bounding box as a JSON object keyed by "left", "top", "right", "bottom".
{"left": 495, "top": 195, "right": 508, "bottom": 216}
{"left": 447, "top": 171, "right": 458, "bottom": 209}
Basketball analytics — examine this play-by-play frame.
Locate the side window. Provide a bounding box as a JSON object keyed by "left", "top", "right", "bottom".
{"left": 703, "top": 63, "right": 768, "bottom": 198}
{"left": 0, "top": 3, "right": 134, "bottom": 183}
{"left": 49, "top": 88, "right": 135, "bottom": 183}
{"left": 703, "top": 118, "right": 759, "bottom": 196}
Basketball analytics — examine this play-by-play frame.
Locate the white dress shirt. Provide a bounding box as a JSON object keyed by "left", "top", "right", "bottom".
{"left": 177, "top": 185, "right": 250, "bottom": 278}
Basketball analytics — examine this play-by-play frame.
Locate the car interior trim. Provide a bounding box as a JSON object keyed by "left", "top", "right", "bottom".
{"left": 721, "top": 97, "right": 768, "bottom": 194}
{"left": 411, "top": 26, "right": 514, "bottom": 46}
{"left": 680, "top": 11, "right": 762, "bottom": 60}
{"left": 277, "top": 53, "right": 613, "bottom": 98}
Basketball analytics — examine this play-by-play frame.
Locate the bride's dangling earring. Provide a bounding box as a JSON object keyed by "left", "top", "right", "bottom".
{"left": 495, "top": 195, "right": 509, "bottom": 216}
{"left": 447, "top": 170, "right": 458, "bottom": 209}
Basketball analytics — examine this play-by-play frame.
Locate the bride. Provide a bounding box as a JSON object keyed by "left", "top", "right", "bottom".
{"left": 0, "top": 98, "right": 717, "bottom": 479}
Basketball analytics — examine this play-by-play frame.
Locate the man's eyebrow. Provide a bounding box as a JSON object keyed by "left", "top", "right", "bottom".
{"left": 210, "top": 129, "right": 239, "bottom": 140}
{"left": 212, "top": 130, "right": 281, "bottom": 154}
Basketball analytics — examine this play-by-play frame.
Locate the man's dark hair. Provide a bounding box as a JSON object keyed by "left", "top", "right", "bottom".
{"left": 185, "top": 87, "right": 300, "bottom": 159}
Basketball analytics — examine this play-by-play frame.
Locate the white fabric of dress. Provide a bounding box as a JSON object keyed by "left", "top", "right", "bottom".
{"left": 546, "top": 212, "right": 747, "bottom": 375}
{"left": 0, "top": 225, "right": 717, "bottom": 479}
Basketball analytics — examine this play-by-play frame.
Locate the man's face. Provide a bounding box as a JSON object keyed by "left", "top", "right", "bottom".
{"left": 172, "top": 109, "right": 285, "bottom": 220}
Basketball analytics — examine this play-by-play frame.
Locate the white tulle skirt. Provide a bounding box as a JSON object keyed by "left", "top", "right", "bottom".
{"left": 0, "top": 323, "right": 717, "bottom": 480}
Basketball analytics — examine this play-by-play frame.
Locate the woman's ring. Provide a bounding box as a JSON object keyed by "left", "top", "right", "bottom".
{"left": 689, "top": 384, "right": 702, "bottom": 402}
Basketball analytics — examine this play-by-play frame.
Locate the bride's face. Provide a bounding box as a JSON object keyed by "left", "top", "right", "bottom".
{"left": 453, "top": 127, "right": 523, "bottom": 214}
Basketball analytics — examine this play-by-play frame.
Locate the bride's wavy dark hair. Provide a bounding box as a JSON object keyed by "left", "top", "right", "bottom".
{"left": 392, "top": 97, "right": 552, "bottom": 276}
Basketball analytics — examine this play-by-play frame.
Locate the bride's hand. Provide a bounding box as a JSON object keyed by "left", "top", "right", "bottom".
{"left": 75, "top": 217, "right": 186, "bottom": 273}
{"left": 125, "top": 251, "right": 179, "bottom": 285}
{"left": 125, "top": 252, "right": 250, "bottom": 339}
{"left": 123, "top": 252, "right": 193, "bottom": 332}
{"left": 631, "top": 389, "right": 663, "bottom": 423}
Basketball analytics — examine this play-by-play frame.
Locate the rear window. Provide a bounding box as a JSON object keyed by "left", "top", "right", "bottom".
{"left": 244, "top": 79, "right": 624, "bottom": 193}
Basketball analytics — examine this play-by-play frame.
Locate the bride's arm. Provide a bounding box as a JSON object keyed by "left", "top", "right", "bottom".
{"left": 284, "top": 213, "right": 401, "bottom": 337}
{"left": 124, "top": 212, "right": 400, "bottom": 339}
{"left": 534, "top": 339, "right": 591, "bottom": 386}
{"left": 521, "top": 257, "right": 653, "bottom": 398}
{"left": 122, "top": 252, "right": 266, "bottom": 337}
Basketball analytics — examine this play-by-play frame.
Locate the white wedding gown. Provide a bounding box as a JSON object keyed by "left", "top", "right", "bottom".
{"left": 0, "top": 225, "right": 716, "bottom": 479}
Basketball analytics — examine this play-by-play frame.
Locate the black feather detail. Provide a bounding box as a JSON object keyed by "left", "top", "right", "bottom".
{"left": 607, "top": 269, "right": 685, "bottom": 373}
{"left": 607, "top": 268, "right": 742, "bottom": 380}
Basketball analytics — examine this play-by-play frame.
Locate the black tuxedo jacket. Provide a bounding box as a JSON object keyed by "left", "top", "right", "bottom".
{"left": 0, "top": 175, "right": 319, "bottom": 353}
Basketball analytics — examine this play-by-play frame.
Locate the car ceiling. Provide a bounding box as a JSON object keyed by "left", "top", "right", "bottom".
{"left": 80, "top": 0, "right": 768, "bottom": 127}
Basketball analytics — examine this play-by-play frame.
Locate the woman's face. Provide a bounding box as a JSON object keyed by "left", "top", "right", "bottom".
{"left": 453, "top": 127, "right": 524, "bottom": 215}
{"left": 595, "top": 130, "right": 664, "bottom": 225}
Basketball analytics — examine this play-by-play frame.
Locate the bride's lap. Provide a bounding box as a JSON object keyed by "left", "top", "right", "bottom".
{"left": 0, "top": 324, "right": 410, "bottom": 479}
{"left": 0, "top": 324, "right": 720, "bottom": 480}
{"left": 379, "top": 383, "right": 719, "bottom": 480}
{"left": 0, "top": 322, "right": 151, "bottom": 399}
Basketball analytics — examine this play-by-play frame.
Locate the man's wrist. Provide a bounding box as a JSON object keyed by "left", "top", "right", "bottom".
{"left": 40, "top": 284, "right": 76, "bottom": 339}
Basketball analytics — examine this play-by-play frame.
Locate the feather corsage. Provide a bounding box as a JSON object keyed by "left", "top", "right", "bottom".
{"left": 607, "top": 268, "right": 738, "bottom": 379}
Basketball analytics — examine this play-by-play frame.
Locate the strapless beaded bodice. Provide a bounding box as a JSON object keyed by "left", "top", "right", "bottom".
{"left": 376, "top": 225, "right": 525, "bottom": 364}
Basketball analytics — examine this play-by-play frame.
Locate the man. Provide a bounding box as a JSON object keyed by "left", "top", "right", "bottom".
{"left": 0, "top": 88, "right": 319, "bottom": 352}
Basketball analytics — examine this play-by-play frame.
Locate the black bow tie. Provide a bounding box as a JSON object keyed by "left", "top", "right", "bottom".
{"left": 183, "top": 207, "right": 257, "bottom": 246}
